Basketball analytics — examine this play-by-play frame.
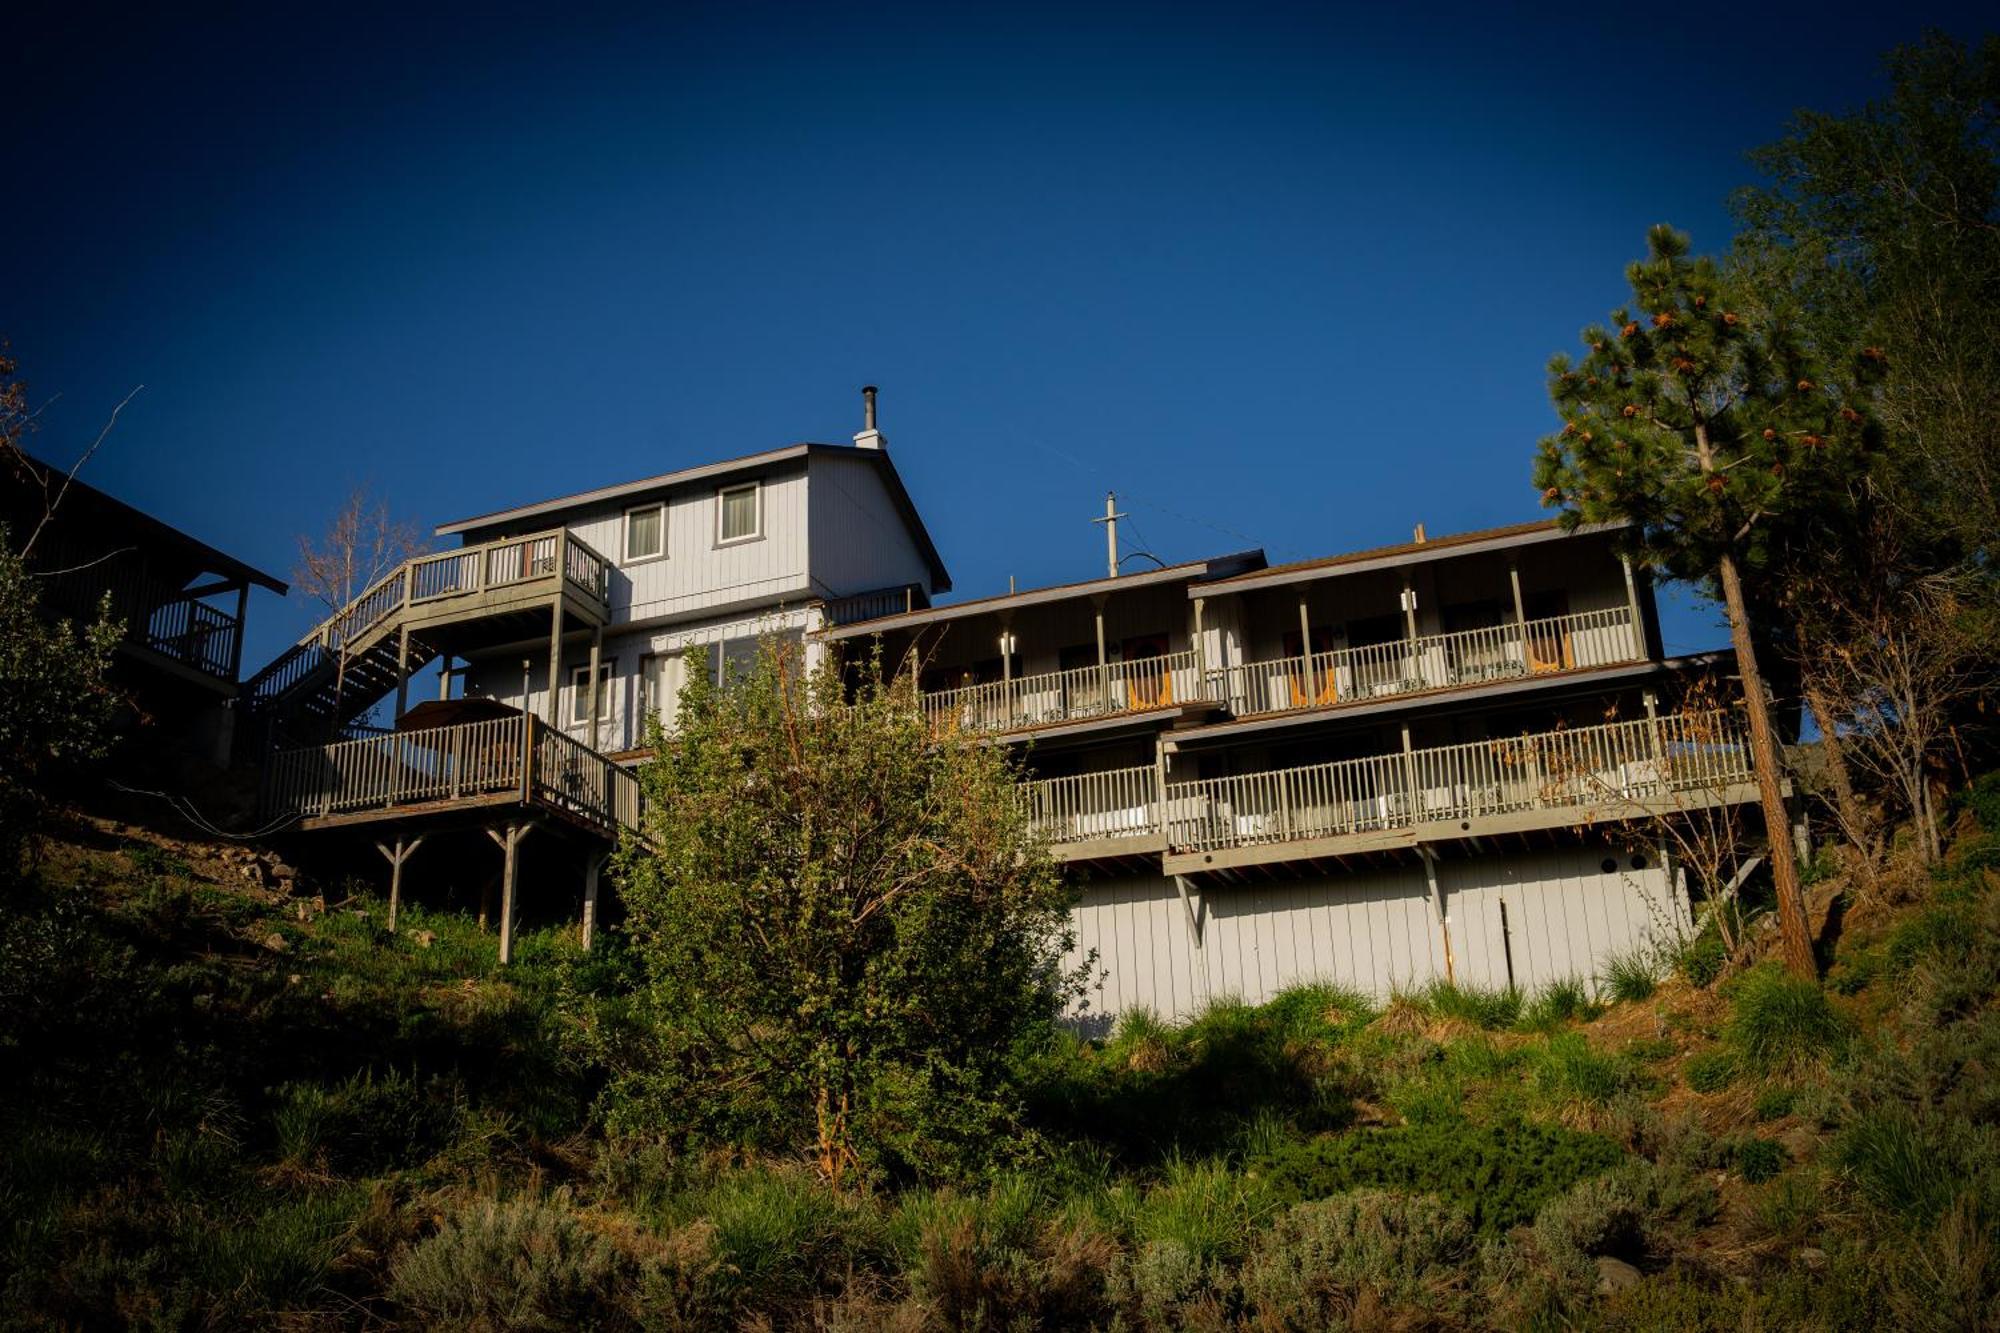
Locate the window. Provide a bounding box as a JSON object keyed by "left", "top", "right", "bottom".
{"left": 569, "top": 663, "right": 612, "bottom": 726}
{"left": 624, "top": 503, "right": 665, "bottom": 561}
{"left": 718, "top": 482, "right": 761, "bottom": 544}
{"left": 640, "top": 652, "right": 691, "bottom": 734}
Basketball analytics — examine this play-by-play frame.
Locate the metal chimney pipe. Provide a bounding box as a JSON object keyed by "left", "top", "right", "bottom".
{"left": 862, "top": 385, "right": 878, "bottom": 432}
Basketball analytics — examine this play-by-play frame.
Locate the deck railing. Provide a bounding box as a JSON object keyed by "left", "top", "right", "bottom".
{"left": 40, "top": 559, "right": 246, "bottom": 682}
{"left": 265, "top": 714, "right": 641, "bottom": 833}
{"left": 1018, "top": 764, "right": 1162, "bottom": 846}
{"left": 1165, "top": 710, "right": 1752, "bottom": 855}
{"left": 822, "top": 583, "right": 929, "bottom": 627}
{"left": 1220, "top": 608, "right": 1641, "bottom": 716}
{"left": 923, "top": 649, "right": 1207, "bottom": 734}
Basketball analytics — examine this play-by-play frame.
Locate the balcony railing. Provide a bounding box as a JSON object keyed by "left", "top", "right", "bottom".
{"left": 1220, "top": 608, "right": 1641, "bottom": 717}
{"left": 40, "top": 561, "right": 243, "bottom": 682}
{"left": 1165, "top": 711, "right": 1751, "bottom": 856}
{"left": 1018, "top": 764, "right": 1162, "bottom": 847}
{"left": 265, "top": 713, "right": 641, "bottom": 833}
{"left": 923, "top": 650, "right": 1207, "bottom": 734}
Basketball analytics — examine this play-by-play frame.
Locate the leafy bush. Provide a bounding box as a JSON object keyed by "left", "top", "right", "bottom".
{"left": 1253, "top": 1119, "right": 1626, "bottom": 1237}
{"left": 1683, "top": 1050, "right": 1738, "bottom": 1093}
{"left": 1600, "top": 947, "right": 1663, "bottom": 1003}
{"left": 1242, "top": 1190, "right": 1478, "bottom": 1323}
{"left": 1531, "top": 1161, "right": 1718, "bottom": 1271}
{"left": 1725, "top": 964, "right": 1853, "bottom": 1068}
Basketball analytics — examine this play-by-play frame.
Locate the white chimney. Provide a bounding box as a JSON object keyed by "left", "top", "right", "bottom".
{"left": 853, "top": 385, "right": 886, "bottom": 450}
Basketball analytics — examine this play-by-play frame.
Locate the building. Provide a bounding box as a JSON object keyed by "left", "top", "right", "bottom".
{"left": 5, "top": 456, "right": 287, "bottom": 765}
{"left": 255, "top": 392, "right": 1764, "bottom": 1009}
{"left": 820, "top": 516, "right": 1761, "bottom": 1026}
{"left": 252, "top": 391, "right": 947, "bottom": 958}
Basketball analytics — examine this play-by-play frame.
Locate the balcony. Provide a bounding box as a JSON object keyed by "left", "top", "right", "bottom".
{"left": 1219, "top": 608, "right": 1641, "bottom": 719}
{"left": 41, "top": 563, "right": 244, "bottom": 683}
{"left": 264, "top": 713, "right": 641, "bottom": 835}
{"left": 1163, "top": 711, "right": 1752, "bottom": 871}
{"left": 923, "top": 650, "right": 1207, "bottom": 735}
{"left": 1018, "top": 764, "right": 1166, "bottom": 860}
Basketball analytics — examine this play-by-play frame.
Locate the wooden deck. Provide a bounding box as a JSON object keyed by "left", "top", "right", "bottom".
{"left": 265, "top": 714, "right": 642, "bottom": 838}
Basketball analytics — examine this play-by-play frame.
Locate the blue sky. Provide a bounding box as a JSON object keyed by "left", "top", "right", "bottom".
{"left": 9, "top": 2, "right": 1992, "bottom": 669}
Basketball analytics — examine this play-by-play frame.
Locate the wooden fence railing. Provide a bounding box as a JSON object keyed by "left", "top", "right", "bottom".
{"left": 265, "top": 714, "right": 641, "bottom": 833}
{"left": 1017, "top": 764, "right": 1162, "bottom": 846}
{"left": 1165, "top": 710, "right": 1751, "bottom": 854}
{"left": 923, "top": 649, "right": 1207, "bottom": 734}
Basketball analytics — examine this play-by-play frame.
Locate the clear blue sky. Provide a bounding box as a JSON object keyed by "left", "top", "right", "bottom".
{"left": 9, "top": 2, "right": 1992, "bottom": 671}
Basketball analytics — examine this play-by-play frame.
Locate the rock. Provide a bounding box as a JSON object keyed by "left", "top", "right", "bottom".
{"left": 1594, "top": 1256, "right": 1642, "bottom": 1294}
{"left": 261, "top": 932, "right": 289, "bottom": 953}
{"left": 1797, "top": 1247, "right": 1827, "bottom": 1272}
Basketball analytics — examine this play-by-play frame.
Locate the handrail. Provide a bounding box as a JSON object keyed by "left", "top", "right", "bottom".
{"left": 923, "top": 649, "right": 1206, "bottom": 733}
{"left": 1165, "top": 710, "right": 1751, "bottom": 855}
{"left": 1017, "top": 764, "right": 1161, "bottom": 845}
{"left": 39, "top": 560, "right": 245, "bottom": 681}
{"left": 1219, "top": 607, "right": 1641, "bottom": 717}
{"left": 263, "top": 714, "right": 642, "bottom": 833}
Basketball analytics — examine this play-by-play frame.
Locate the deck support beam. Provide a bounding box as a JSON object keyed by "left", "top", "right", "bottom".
{"left": 582, "top": 849, "right": 610, "bottom": 950}
{"left": 587, "top": 628, "right": 603, "bottom": 750}
{"left": 438, "top": 652, "right": 452, "bottom": 701}
{"left": 1619, "top": 555, "right": 1644, "bottom": 658}
{"left": 1420, "top": 845, "right": 1453, "bottom": 984}
{"left": 375, "top": 833, "right": 425, "bottom": 933}
{"left": 394, "top": 624, "right": 412, "bottom": 722}
{"left": 1509, "top": 557, "right": 1528, "bottom": 672}
{"left": 1092, "top": 595, "right": 1109, "bottom": 708}
{"left": 1173, "top": 874, "right": 1203, "bottom": 946}
{"left": 485, "top": 820, "right": 537, "bottom": 965}
{"left": 545, "top": 605, "right": 562, "bottom": 726}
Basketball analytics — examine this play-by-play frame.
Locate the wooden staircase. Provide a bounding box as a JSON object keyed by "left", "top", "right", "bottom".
{"left": 242, "top": 567, "right": 441, "bottom": 739}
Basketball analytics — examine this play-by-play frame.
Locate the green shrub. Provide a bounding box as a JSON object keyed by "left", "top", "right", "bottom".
{"left": 1530, "top": 1032, "right": 1634, "bottom": 1105}
{"left": 1600, "top": 947, "right": 1663, "bottom": 1003}
{"left": 1519, "top": 976, "right": 1600, "bottom": 1030}
{"left": 1252, "top": 1119, "right": 1626, "bottom": 1237}
{"left": 389, "top": 1190, "right": 632, "bottom": 1330}
{"left": 696, "top": 1166, "right": 874, "bottom": 1300}
{"left": 1132, "top": 1156, "right": 1267, "bottom": 1265}
{"left": 1952, "top": 770, "right": 2000, "bottom": 834}
{"left": 895, "top": 1180, "right": 1117, "bottom": 1330}
{"left": 1531, "top": 1160, "right": 1719, "bottom": 1271}
{"left": 195, "top": 1186, "right": 370, "bottom": 1322}
{"left": 1834, "top": 1106, "right": 1965, "bottom": 1223}
{"left": 1420, "top": 981, "right": 1523, "bottom": 1030}
{"left": 1676, "top": 927, "right": 1729, "bottom": 988}
{"left": 1729, "top": 1137, "right": 1789, "bottom": 1183}
{"left": 271, "top": 1068, "right": 464, "bottom": 1176}
{"left": 1753, "top": 1086, "right": 1798, "bottom": 1121}
{"left": 1725, "top": 965, "right": 1853, "bottom": 1068}
{"left": 1683, "top": 1050, "right": 1738, "bottom": 1093}
{"left": 1242, "top": 1190, "right": 1478, "bottom": 1323}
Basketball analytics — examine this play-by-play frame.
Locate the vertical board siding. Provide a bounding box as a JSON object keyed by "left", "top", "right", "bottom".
{"left": 1069, "top": 845, "right": 1687, "bottom": 1023}
{"left": 807, "top": 456, "right": 937, "bottom": 598}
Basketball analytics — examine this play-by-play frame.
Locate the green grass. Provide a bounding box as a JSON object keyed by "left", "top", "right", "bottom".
{"left": 1600, "top": 946, "right": 1664, "bottom": 1003}
{"left": 1724, "top": 964, "right": 1854, "bottom": 1068}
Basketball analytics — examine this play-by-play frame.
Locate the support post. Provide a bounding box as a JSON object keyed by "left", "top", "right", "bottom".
{"left": 1420, "top": 845, "right": 1453, "bottom": 984}
{"left": 1173, "top": 874, "right": 1203, "bottom": 945}
{"left": 1191, "top": 596, "right": 1208, "bottom": 693}
{"left": 1509, "top": 557, "right": 1529, "bottom": 673}
{"left": 229, "top": 581, "right": 250, "bottom": 681}
{"left": 582, "top": 849, "right": 610, "bottom": 950}
{"left": 1092, "top": 595, "right": 1109, "bottom": 713}
{"left": 438, "top": 652, "right": 452, "bottom": 701}
{"left": 545, "top": 605, "right": 564, "bottom": 726}
{"left": 1297, "top": 595, "right": 1313, "bottom": 666}
{"left": 1400, "top": 721, "right": 1418, "bottom": 824}
{"left": 1619, "top": 555, "right": 1644, "bottom": 660}
{"left": 587, "top": 628, "right": 603, "bottom": 750}
{"left": 376, "top": 834, "right": 425, "bottom": 934}
{"left": 394, "top": 624, "right": 411, "bottom": 722}
{"left": 485, "top": 821, "right": 536, "bottom": 965}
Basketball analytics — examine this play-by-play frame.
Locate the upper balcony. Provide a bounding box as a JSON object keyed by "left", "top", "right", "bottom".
{"left": 1215, "top": 606, "right": 1643, "bottom": 721}
{"left": 922, "top": 650, "right": 1207, "bottom": 735}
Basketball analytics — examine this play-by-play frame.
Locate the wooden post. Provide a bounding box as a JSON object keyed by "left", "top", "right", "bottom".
{"left": 438, "top": 653, "right": 452, "bottom": 701}
{"left": 1092, "top": 595, "right": 1109, "bottom": 712}
{"left": 485, "top": 821, "right": 535, "bottom": 965}
{"left": 545, "top": 605, "right": 563, "bottom": 726}
{"left": 587, "top": 628, "right": 603, "bottom": 750}
{"left": 1420, "top": 846, "right": 1454, "bottom": 984}
{"left": 1508, "top": 557, "right": 1529, "bottom": 673}
{"left": 394, "top": 624, "right": 411, "bottom": 722}
{"left": 376, "top": 834, "right": 425, "bottom": 934}
{"left": 1401, "top": 721, "right": 1418, "bottom": 824}
{"left": 1297, "top": 595, "right": 1313, "bottom": 666}
{"left": 1619, "top": 555, "right": 1644, "bottom": 660}
{"left": 229, "top": 581, "right": 250, "bottom": 681}
{"left": 582, "top": 849, "right": 610, "bottom": 950}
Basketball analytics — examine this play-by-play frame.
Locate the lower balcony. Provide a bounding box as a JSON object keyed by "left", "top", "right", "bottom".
{"left": 1164, "top": 712, "right": 1754, "bottom": 873}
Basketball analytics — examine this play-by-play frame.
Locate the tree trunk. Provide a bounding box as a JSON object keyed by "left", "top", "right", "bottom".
{"left": 1716, "top": 551, "right": 1816, "bottom": 978}
{"left": 1802, "top": 675, "right": 1874, "bottom": 878}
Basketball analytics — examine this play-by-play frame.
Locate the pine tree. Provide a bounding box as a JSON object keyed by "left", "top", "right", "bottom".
{"left": 1534, "top": 225, "right": 1880, "bottom": 978}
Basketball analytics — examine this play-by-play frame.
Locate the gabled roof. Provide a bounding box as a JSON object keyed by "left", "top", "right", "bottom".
{"left": 8, "top": 453, "right": 287, "bottom": 592}
{"left": 435, "top": 441, "right": 951, "bottom": 593}
{"left": 819, "top": 548, "right": 1266, "bottom": 640}
{"left": 1189, "top": 518, "right": 1626, "bottom": 597}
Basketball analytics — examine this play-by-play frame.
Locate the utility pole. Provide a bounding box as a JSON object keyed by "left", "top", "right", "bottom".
{"left": 1092, "top": 491, "right": 1127, "bottom": 579}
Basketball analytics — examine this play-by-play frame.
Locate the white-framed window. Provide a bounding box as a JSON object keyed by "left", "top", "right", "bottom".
{"left": 569, "top": 663, "right": 612, "bottom": 726}
{"left": 717, "top": 481, "right": 761, "bottom": 544}
{"left": 624, "top": 501, "right": 666, "bottom": 562}
{"left": 639, "top": 651, "right": 687, "bottom": 735}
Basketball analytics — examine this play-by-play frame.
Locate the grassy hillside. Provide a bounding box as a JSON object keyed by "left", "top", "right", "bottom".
{"left": 4, "top": 783, "right": 1999, "bottom": 1330}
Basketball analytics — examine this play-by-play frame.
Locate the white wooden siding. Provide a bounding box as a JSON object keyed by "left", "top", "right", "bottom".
{"left": 1064, "top": 846, "right": 1685, "bottom": 1022}
{"left": 806, "top": 455, "right": 937, "bottom": 598}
